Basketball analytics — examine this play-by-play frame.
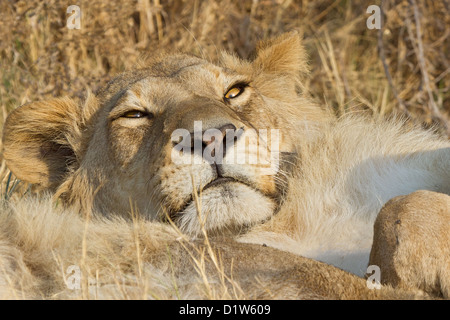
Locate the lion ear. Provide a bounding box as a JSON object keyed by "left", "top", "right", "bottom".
{"left": 253, "top": 31, "right": 309, "bottom": 78}
{"left": 2, "top": 97, "right": 83, "bottom": 189}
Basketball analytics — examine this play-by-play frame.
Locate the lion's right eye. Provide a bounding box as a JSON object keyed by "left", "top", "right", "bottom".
{"left": 121, "top": 110, "right": 153, "bottom": 119}
{"left": 224, "top": 84, "right": 247, "bottom": 100}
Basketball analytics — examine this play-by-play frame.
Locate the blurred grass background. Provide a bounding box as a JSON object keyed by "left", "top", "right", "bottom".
{"left": 0, "top": 0, "right": 449, "bottom": 139}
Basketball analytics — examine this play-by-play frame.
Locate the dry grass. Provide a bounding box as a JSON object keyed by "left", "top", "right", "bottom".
{"left": 0, "top": 0, "right": 449, "bottom": 299}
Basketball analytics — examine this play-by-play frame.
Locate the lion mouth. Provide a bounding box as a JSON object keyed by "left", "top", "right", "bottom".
{"left": 166, "top": 177, "right": 253, "bottom": 222}
{"left": 202, "top": 177, "right": 237, "bottom": 191}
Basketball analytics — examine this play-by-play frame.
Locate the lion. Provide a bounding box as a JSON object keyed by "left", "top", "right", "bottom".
{"left": 1, "top": 31, "right": 449, "bottom": 299}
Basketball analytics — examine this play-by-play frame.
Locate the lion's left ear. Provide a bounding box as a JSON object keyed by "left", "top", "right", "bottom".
{"left": 253, "top": 31, "right": 309, "bottom": 78}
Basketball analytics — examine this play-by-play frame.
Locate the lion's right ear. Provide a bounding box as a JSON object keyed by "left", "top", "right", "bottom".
{"left": 253, "top": 31, "right": 309, "bottom": 78}
{"left": 2, "top": 97, "right": 84, "bottom": 189}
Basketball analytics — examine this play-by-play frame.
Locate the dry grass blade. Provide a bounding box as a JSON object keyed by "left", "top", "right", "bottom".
{"left": 377, "top": 2, "right": 410, "bottom": 118}
{"left": 408, "top": 0, "right": 449, "bottom": 135}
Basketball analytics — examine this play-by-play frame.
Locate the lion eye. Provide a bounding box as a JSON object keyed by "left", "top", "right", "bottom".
{"left": 121, "top": 110, "right": 152, "bottom": 119}
{"left": 224, "top": 86, "right": 245, "bottom": 100}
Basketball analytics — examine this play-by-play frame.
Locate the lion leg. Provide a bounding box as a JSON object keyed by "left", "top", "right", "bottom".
{"left": 369, "top": 190, "right": 450, "bottom": 298}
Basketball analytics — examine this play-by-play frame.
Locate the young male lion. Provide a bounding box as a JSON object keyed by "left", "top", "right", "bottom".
{"left": 2, "top": 32, "right": 449, "bottom": 298}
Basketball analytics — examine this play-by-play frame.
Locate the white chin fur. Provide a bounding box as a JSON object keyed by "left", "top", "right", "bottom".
{"left": 177, "top": 182, "right": 275, "bottom": 236}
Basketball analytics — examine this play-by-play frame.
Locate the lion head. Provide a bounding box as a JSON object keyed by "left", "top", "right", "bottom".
{"left": 2, "top": 32, "right": 328, "bottom": 236}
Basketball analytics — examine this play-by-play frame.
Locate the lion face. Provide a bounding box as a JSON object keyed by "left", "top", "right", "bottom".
{"left": 101, "top": 59, "right": 288, "bottom": 235}
{"left": 3, "top": 32, "right": 327, "bottom": 235}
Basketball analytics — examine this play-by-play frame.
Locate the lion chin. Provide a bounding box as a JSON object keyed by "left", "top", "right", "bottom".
{"left": 176, "top": 182, "right": 275, "bottom": 235}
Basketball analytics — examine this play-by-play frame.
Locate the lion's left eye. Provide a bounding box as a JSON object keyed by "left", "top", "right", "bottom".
{"left": 121, "top": 110, "right": 152, "bottom": 119}
{"left": 224, "top": 86, "right": 245, "bottom": 100}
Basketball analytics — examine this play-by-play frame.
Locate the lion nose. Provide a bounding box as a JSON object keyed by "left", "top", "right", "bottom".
{"left": 171, "top": 100, "right": 245, "bottom": 162}
{"left": 202, "top": 123, "right": 236, "bottom": 149}
{"left": 172, "top": 119, "right": 244, "bottom": 160}
{"left": 201, "top": 123, "right": 240, "bottom": 160}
